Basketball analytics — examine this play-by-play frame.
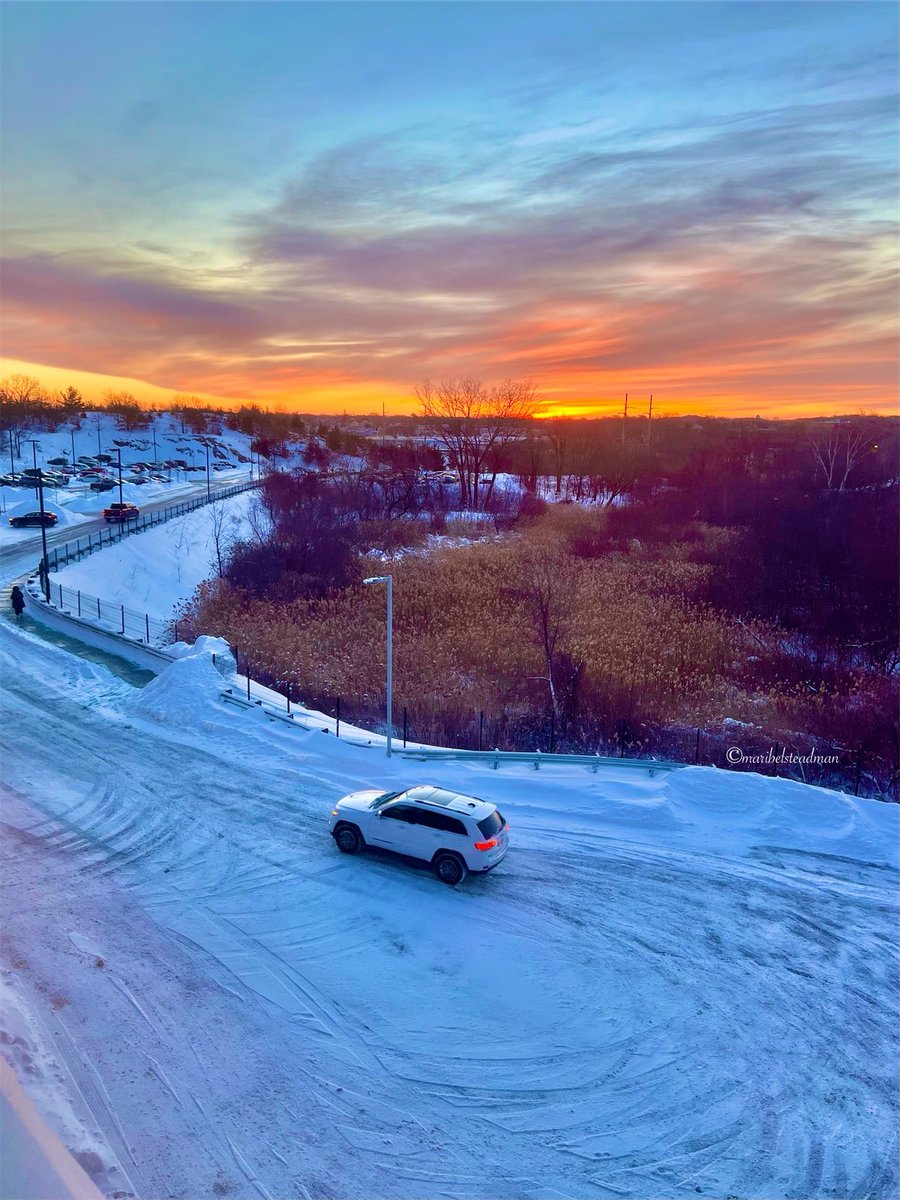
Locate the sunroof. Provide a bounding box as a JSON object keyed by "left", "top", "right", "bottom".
{"left": 408, "top": 786, "right": 464, "bottom": 807}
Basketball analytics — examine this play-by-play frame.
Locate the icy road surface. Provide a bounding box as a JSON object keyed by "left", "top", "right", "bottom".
{"left": 1, "top": 618, "right": 897, "bottom": 1199}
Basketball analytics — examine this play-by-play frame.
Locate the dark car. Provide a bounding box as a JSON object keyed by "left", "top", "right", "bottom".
{"left": 90, "top": 479, "right": 117, "bottom": 492}
{"left": 8, "top": 511, "right": 59, "bottom": 528}
{"left": 103, "top": 502, "right": 140, "bottom": 523}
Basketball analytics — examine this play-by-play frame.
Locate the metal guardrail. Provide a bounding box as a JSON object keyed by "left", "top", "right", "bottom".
{"left": 394, "top": 746, "right": 683, "bottom": 773}
{"left": 45, "top": 478, "right": 260, "bottom": 573}
{"left": 217, "top": 687, "right": 681, "bottom": 773}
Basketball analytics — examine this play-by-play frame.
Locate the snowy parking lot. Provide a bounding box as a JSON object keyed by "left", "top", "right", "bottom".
{"left": 1, "top": 615, "right": 897, "bottom": 1199}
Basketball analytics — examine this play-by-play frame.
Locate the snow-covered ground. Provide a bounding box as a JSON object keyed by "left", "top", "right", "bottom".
{"left": 1, "top": 602, "right": 897, "bottom": 1198}
{"left": 52, "top": 491, "right": 265, "bottom": 615}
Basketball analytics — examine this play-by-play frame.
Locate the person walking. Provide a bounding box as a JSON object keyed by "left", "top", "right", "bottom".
{"left": 10, "top": 585, "right": 25, "bottom": 619}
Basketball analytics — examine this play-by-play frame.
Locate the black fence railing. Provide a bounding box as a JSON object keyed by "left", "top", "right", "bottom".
{"left": 46, "top": 579, "right": 171, "bottom": 646}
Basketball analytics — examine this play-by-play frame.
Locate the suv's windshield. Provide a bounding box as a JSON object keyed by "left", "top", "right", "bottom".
{"left": 370, "top": 790, "right": 403, "bottom": 809}
{"left": 477, "top": 811, "right": 504, "bottom": 838}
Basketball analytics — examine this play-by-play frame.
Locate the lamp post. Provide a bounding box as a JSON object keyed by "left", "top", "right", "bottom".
{"left": 36, "top": 469, "right": 50, "bottom": 601}
{"left": 70, "top": 427, "right": 76, "bottom": 465}
{"left": 27, "top": 439, "right": 39, "bottom": 495}
{"left": 363, "top": 575, "right": 393, "bottom": 756}
{"left": 116, "top": 447, "right": 124, "bottom": 505}
{"left": 204, "top": 442, "right": 211, "bottom": 501}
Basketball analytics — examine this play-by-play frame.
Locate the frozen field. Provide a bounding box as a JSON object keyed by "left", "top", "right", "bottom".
{"left": 1, "top": 611, "right": 897, "bottom": 1199}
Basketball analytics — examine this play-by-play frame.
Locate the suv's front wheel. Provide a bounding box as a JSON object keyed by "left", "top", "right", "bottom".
{"left": 434, "top": 852, "right": 467, "bottom": 886}
{"left": 334, "top": 824, "right": 364, "bottom": 855}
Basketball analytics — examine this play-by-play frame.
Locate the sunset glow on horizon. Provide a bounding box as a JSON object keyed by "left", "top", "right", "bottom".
{"left": 1, "top": 3, "right": 896, "bottom": 418}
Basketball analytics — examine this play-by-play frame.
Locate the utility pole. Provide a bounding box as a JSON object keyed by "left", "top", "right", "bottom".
{"left": 70, "top": 427, "right": 76, "bottom": 465}
{"left": 363, "top": 575, "right": 393, "bottom": 756}
{"left": 95, "top": 414, "right": 102, "bottom": 456}
{"left": 205, "top": 442, "right": 211, "bottom": 501}
{"left": 36, "top": 469, "right": 50, "bottom": 601}
{"left": 116, "top": 447, "right": 124, "bottom": 504}
{"left": 647, "top": 394, "right": 653, "bottom": 449}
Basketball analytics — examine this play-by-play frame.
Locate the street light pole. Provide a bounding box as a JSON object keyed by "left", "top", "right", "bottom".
{"left": 70, "top": 427, "right": 76, "bottom": 465}
{"left": 116, "top": 448, "right": 124, "bottom": 505}
{"left": 363, "top": 575, "right": 393, "bottom": 756}
{"left": 36, "top": 469, "right": 50, "bottom": 601}
{"left": 28, "top": 439, "right": 39, "bottom": 496}
{"left": 205, "top": 442, "right": 211, "bottom": 501}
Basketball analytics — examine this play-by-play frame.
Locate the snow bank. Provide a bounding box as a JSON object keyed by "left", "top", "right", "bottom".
{"left": 125, "top": 645, "right": 225, "bottom": 727}
{"left": 3, "top": 498, "right": 77, "bottom": 526}
{"left": 168, "top": 635, "right": 236, "bottom": 676}
{"left": 665, "top": 765, "right": 897, "bottom": 866}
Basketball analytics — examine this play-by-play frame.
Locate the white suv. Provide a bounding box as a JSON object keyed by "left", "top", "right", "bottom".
{"left": 329, "top": 784, "right": 509, "bottom": 885}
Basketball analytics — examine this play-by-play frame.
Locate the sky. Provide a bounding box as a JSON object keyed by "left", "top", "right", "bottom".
{"left": 1, "top": 1, "right": 896, "bottom": 417}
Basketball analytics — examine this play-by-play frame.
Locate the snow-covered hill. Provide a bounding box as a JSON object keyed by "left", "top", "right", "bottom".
{"left": 52, "top": 490, "right": 265, "bottom": 615}
{"left": 1, "top": 613, "right": 897, "bottom": 1200}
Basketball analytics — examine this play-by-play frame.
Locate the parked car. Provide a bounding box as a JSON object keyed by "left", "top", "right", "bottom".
{"left": 103, "top": 502, "right": 140, "bottom": 523}
{"left": 47, "top": 457, "right": 69, "bottom": 466}
{"left": 90, "top": 479, "right": 117, "bottom": 492}
{"left": 19, "top": 470, "right": 65, "bottom": 486}
{"left": 329, "top": 784, "right": 509, "bottom": 885}
{"left": 8, "top": 510, "right": 59, "bottom": 528}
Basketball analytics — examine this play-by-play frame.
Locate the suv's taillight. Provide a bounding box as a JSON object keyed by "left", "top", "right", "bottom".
{"left": 474, "top": 839, "right": 497, "bottom": 851}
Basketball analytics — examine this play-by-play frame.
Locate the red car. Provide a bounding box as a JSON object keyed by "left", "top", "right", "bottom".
{"left": 103, "top": 502, "right": 140, "bottom": 523}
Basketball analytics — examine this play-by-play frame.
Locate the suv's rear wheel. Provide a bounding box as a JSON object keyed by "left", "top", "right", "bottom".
{"left": 434, "top": 852, "right": 467, "bottom": 886}
{"left": 334, "top": 824, "right": 363, "bottom": 855}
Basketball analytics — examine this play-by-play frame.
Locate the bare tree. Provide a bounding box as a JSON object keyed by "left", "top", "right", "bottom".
{"left": 245, "top": 495, "right": 272, "bottom": 545}
{"left": 1, "top": 374, "right": 47, "bottom": 404}
{"left": 516, "top": 542, "right": 582, "bottom": 721}
{"left": 209, "top": 500, "right": 241, "bottom": 578}
{"left": 103, "top": 389, "right": 151, "bottom": 431}
{"left": 811, "top": 428, "right": 876, "bottom": 491}
{"left": 417, "top": 377, "right": 536, "bottom": 509}
{"left": 1, "top": 374, "right": 52, "bottom": 456}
